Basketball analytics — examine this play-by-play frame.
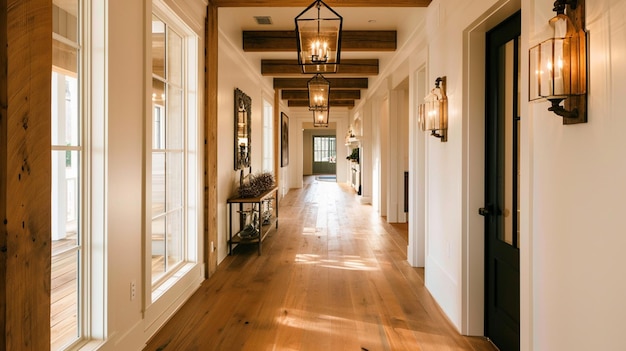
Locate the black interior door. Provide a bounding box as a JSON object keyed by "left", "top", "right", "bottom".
{"left": 483, "top": 11, "right": 521, "bottom": 351}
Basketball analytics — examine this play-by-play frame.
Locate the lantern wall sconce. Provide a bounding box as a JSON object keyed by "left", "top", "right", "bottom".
{"left": 295, "top": 0, "right": 343, "bottom": 74}
{"left": 418, "top": 76, "right": 448, "bottom": 142}
{"left": 308, "top": 74, "right": 330, "bottom": 111}
{"left": 529, "top": 0, "right": 587, "bottom": 124}
{"left": 313, "top": 109, "right": 330, "bottom": 128}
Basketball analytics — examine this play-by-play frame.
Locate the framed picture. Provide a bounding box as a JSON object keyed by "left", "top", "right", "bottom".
{"left": 281, "top": 112, "right": 289, "bottom": 167}
{"left": 234, "top": 88, "right": 252, "bottom": 170}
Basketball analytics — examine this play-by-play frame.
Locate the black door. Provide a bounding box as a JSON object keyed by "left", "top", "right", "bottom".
{"left": 483, "top": 11, "right": 521, "bottom": 351}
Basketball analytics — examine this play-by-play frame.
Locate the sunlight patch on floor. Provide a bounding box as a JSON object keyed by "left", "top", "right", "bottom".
{"left": 294, "top": 253, "right": 379, "bottom": 271}
{"left": 301, "top": 227, "right": 326, "bottom": 236}
{"left": 275, "top": 308, "right": 423, "bottom": 350}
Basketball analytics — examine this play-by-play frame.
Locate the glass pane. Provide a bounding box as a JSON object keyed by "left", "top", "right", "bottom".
{"left": 50, "top": 250, "right": 79, "bottom": 350}
{"left": 52, "top": 72, "right": 79, "bottom": 146}
{"left": 152, "top": 152, "right": 166, "bottom": 217}
{"left": 152, "top": 79, "right": 166, "bottom": 149}
{"left": 167, "top": 29, "right": 183, "bottom": 86}
{"left": 152, "top": 16, "right": 166, "bottom": 78}
{"left": 151, "top": 215, "right": 166, "bottom": 283}
{"left": 52, "top": 150, "right": 80, "bottom": 246}
{"left": 52, "top": 39, "right": 78, "bottom": 80}
{"left": 166, "top": 151, "right": 183, "bottom": 211}
{"left": 498, "top": 38, "right": 521, "bottom": 248}
{"left": 167, "top": 85, "right": 183, "bottom": 149}
{"left": 166, "top": 210, "right": 183, "bottom": 268}
{"left": 53, "top": 0, "right": 78, "bottom": 42}
{"left": 52, "top": 2, "right": 80, "bottom": 349}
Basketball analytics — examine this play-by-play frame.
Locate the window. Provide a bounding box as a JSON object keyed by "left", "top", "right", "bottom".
{"left": 149, "top": 8, "right": 199, "bottom": 297}
{"left": 51, "top": 1, "right": 82, "bottom": 349}
{"left": 262, "top": 99, "right": 274, "bottom": 172}
{"left": 313, "top": 136, "right": 337, "bottom": 163}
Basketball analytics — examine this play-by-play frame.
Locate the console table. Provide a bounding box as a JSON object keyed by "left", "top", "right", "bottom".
{"left": 227, "top": 186, "right": 278, "bottom": 255}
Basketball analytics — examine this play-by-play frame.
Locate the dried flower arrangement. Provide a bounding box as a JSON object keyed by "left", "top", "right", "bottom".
{"left": 238, "top": 171, "right": 275, "bottom": 198}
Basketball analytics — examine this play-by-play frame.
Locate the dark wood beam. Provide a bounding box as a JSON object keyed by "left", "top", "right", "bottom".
{"left": 262, "top": 59, "right": 378, "bottom": 76}
{"left": 282, "top": 90, "right": 361, "bottom": 100}
{"left": 2, "top": 0, "right": 52, "bottom": 349}
{"left": 211, "top": 0, "right": 430, "bottom": 7}
{"left": 243, "top": 31, "right": 396, "bottom": 52}
{"left": 288, "top": 100, "right": 355, "bottom": 108}
{"left": 274, "top": 78, "right": 368, "bottom": 90}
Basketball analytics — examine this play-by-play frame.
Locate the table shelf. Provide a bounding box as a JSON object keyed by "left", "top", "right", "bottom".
{"left": 227, "top": 186, "right": 278, "bottom": 255}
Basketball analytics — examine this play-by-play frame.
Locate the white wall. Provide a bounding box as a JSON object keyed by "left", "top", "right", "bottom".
{"left": 525, "top": 0, "right": 626, "bottom": 349}
{"left": 216, "top": 28, "right": 276, "bottom": 264}
{"left": 104, "top": 0, "right": 146, "bottom": 347}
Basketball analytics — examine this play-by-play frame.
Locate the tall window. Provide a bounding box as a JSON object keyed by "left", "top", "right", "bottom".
{"left": 51, "top": 0, "right": 81, "bottom": 349}
{"left": 262, "top": 99, "right": 274, "bottom": 172}
{"left": 150, "top": 10, "right": 198, "bottom": 295}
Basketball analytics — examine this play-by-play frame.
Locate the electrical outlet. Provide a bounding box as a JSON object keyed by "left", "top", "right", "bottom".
{"left": 130, "top": 280, "right": 136, "bottom": 301}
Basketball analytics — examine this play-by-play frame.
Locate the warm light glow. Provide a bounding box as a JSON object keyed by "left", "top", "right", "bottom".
{"left": 310, "top": 39, "right": 329, "bottom": 63}
{"left": 312, "top": 94, "right": 325, "bottom": 107}
{"left": 418, "top": 77, "right": 447, "bottom": 141}
{"left": 529, "top": 9, "right": 586, "bottom": 103}
{"left": 295, "top": 0, "right": 342, "bottom": 73}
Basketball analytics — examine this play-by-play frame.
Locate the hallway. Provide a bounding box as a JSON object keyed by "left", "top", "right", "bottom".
{"left": 144, "top": 179, "right": 495, "bottom": 351}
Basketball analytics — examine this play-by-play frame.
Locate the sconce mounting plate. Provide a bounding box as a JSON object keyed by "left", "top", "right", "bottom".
{"left": 562, "top": 0, "right": 587, "bottom": 125}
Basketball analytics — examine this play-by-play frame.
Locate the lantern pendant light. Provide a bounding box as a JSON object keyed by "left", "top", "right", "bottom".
{"left": 307, "top": 73, "right": 330, "bottom": 111}
{"left": 295, "top": 0, "right": 343, "bottom": 74}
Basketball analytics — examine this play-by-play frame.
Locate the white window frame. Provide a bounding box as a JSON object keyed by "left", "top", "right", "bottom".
{"left": 50, "top": 0, "right": 108, "bottom": 349}
{"left": 262, "top": 99, "right": 274, "bottom": 172}
{"left": 144, "top": 0, "right": 203, "bottom": 333}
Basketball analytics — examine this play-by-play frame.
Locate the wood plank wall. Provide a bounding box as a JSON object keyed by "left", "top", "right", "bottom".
{"left": 1, "top": 0, "right": 52, "bottom": 349}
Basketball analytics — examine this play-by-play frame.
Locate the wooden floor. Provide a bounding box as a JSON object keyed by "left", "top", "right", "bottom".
{"left": 144, "top": 178, "right": 495, "bottom": 351}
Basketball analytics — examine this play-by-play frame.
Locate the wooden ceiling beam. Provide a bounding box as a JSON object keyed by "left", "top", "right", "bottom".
{"left": 262, "top": 59, "right": 378, "bottom": 76}
{"left": 243, "top": 31, "right": 396, "bottom": 52}
{"left": 282, "top": 89, "right": 361, "bottom": 100}
{"left": 288, "top": 100, "right": 356, "bottom": 108}
{"left": 274, "top": 77, "right": 368, "bottom": 89}
{"left": 210, "top": 0, "right": 430, "bottom": 7}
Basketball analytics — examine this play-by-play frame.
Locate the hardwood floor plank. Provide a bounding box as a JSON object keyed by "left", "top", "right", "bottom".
{"left": 144, "top": 178, "right": 496, "bottom": 351}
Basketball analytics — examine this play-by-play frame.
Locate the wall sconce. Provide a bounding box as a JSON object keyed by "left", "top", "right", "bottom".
{"left": 313, "top": 109, "right": 330, "bottom": 128}
{"left": 308, "top": 73, "right": 330, "bottom": 111}
{"left": 418, "top": 76, "right": 448, "bottom": 142}
{"left": 529, "top": 0, "right": 587, "bottom": 124}
{"left": 295, "top": 0, "right": 343, "bottom": 74}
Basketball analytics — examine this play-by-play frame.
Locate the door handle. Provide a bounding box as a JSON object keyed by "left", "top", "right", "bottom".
{"left": 478, "top": 206, "right": 490, "bottom": 216}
